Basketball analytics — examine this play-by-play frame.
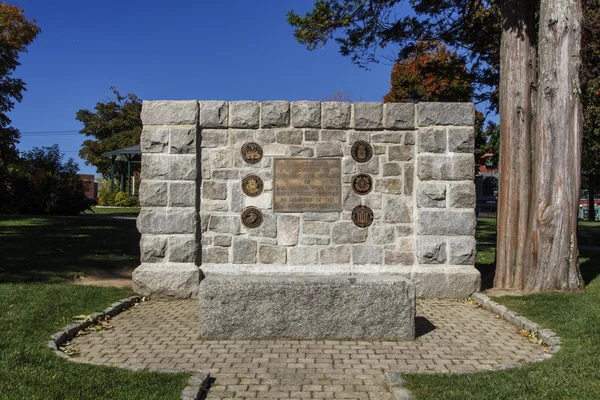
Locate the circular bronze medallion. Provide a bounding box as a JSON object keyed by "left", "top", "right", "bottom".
{"left": 241, "top": 174, "right": 264, "bottom": 197}
{"left": 241, "top": 142, "right": 263, "bottom": 164}
{"left": 351, "top": 205, "right": 374, "bottom": 228}
{"left": 352, "top": 173, "right": 373, "bottom": 195}
{"left": 351, "top": 140, "right": 373, "bottom": 163}
{"left": 241, "top": 206, "right": 263, "bottom": 229}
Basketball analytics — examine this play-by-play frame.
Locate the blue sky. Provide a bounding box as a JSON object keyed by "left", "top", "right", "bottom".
{"left": 10, "top": 1, "right": 395, "bottom": 176}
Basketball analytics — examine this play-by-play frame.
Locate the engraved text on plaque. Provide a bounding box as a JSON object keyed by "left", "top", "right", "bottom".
{"left": 273, "top": 158, "right": 342, "bottom": 212}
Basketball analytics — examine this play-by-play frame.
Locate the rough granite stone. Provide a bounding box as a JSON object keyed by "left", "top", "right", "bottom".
{"left": 448, "top": 182, "right": 476, "bottom": 208}
{"left": 418, "top": 103, "right": 475, "bottom": 126}
{"left": 332, "top": 222, "right": 368, "bottom": 244}
{"left": 141, "top": 126, "right": 169, "bottom": 153}
{"left": 289, "top": 247, "right": 318, "bottom": 265}
{"left": 200, "top": 129, "right": 228, "bottom": 148}
{"left": 419, "top": 128, "right": 446, "bottom": 153}
{"left": 169, "top": 127, "right": 196, "bottom": 154}
{"left": 198, "top": 275, "right": 416, "bottom": 339}
{"left": 276, "top": 129, "right": 303, "bottom": 144}
{"left": 132, "top": 263, "right": 200, "bottom": 299}
{"left": 141, "top": 100, "right": 198, "bottom": 125}
{"left": 418, "top": 210, "right": 476, "bottom": 236}
{"left": 229, "top": 101, "right": 260, "bottom": 128}
{"left": 141, "top": 154, "right": 197, "bottom": 181}
{"left": 389, "top": 145, "right": 414, "bottom": 162}
{"left": 417, "top": 154, "right": 474, "bottom": 181}
{"left": 356, "top": 157, "right": 380, "bottom": 174}
{"left": 232, "top": 237, "right": 257, "bottom": 264}
{"left": 448, "top": 127, "right": 475, "bottom": 153}
{"left": 321, "top": 102, "right": 351, "bottom": 129}
{"left": 404, "top": 131, "right": 416, "bottom": 145}
{"left": 384, "top": 103, "right": 415, "bottom": 129}
{"left": 261, "top": 101, "right": 290, "bottom": 128}
{"left": 291, "top": 101, "right": 321, "bottom": 128}
{"left": 140, "top": 235, "right": 167, "bottom": 263}
{"left": 375, "top": 179, "right": 402, "bottom": 195}
{"left": 303, "top": 221, "right": 330, "bottom": 236}
{"left": 383, "top": 196, "right": 412, "bottom": 223}
{"left": 385, "top": 250, "right": 414, "bottom": 265}
{"left": 137, "top": 208, "right": 196, "bottom": 234}
{"left": 304, "top": 129, "right": 320, "bottom": 141}
{"left": 169, "top": 182, "right": 196, "bottom": 207}
{"left": 202, "top": 247, "right": 229, "bottom": 263}
{"left": 139, "top": 181, "right": 167, "bottom": 207}
{"left": 448, "top": 237, "right": 477, "bottom": 264}
{"left": 403, "top": 164, "right": 414, "bottom": 195}
{"left": 247, "top": 212, "right": 277, "bottom": 238}
{"left": 371, "top": 132, "right": 403, "bottom": 143}
{"left": 417, "top": 183, "right": 447, "bottom": 208}
{"left": 372, "top": 226, "right": 396, "bottom": 245}
{"left": 202, "top": 181, "right": 227, "bottom": 200}
{"left": 290, "top": 146, "right": 314, "bottom": 157}
{"left": 301, "top": 236, "right": 330, "bottom": 245}
{"left": 213, "top": 235, "right": 231, "bottom": 247}
{"left": 321, "top": 130, "right": 347, "bottom": 142}
{"left": 319, "top": 246, "right": 351, "bottom": 264}
{"left": 315, "top": 142, "right": 343, "bottom": 157}
{"left": 352, "top": 245, "right": 384, "bottom": 265}
{"left": 211, "top": 169, "right": 239, "bottom": 180}
{"left": 303, "top": 212, "right": 340, "bottom": 222}
{"left": 208, "top": 215, "right": 241, "bottom": 235}
{"left": 417, "top": 237, "right": 447, "bottom": 264}
{"left": 353, "top": 102, "right": 383, "bottom": 129}
{"left": 199, "top": 100, "right": 228, "bottom": 128}
{"left": 259, "top": 245, "right": 287, "bottom": 264}
{"left": 412, "top": 266, "right": 480, "bottom": 298}
{"left": 278, "top": 215, "right": 300, "bottom": 246}
{"left": 169, "top": 236, "right": 197, "bottom": 263}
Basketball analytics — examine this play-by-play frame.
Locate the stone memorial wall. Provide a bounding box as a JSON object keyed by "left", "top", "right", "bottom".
{"left": 134, "top": 100, "right": 480, "bottom": 300}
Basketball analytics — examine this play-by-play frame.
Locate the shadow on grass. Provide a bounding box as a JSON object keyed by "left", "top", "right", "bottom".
{"left": 580, "top": 249, "right": 600, "bottom": 286}
{"left": 0, "top": 214, "right": 140, "bottom": 284}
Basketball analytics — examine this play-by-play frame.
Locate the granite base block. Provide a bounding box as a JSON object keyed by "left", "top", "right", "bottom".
{"left": 198, "top": 275, "right": 416, "bottom": 340}
{"left": 132, "top": 263, "right": 201, "bottom": 299}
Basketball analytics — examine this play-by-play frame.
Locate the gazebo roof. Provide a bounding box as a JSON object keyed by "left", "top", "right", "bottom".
{"left": 102, "top": 145, "right": 141, "bottom": 162}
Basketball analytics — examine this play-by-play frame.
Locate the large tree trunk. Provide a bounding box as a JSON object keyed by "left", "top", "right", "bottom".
{"left": 494, "top": 0, "right": 538, "bottom": 289}
{"left": 524, "top": 0, "right": 584, "bottom": 291}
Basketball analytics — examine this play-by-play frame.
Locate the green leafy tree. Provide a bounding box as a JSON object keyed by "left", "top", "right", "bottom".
{"left": 0, "top": 2, "right": 40, "bottom": 177}
{"left": 581, "top": 0, "right": 600, "bottom": 221}
{"left": 7, "top": 145, "right": 92, "bottom": 214}
{"left": 289, "top": 0, "right": 584, "bottom": 292}
{"left": 76, "top": 87, "right": 142, "bottom": 178}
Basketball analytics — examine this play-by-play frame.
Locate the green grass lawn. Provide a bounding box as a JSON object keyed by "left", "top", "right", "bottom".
{"left": 0, "top": 214, "right": 140, "bottom": 283}
{"left": 84, "top": 206, "right": 141, "bottom": 215}
{"left": 0, "top": 213, "right": 188, "bottom": 399}
{"left": 402, "top": 219, "right": 600, "bottom": 399}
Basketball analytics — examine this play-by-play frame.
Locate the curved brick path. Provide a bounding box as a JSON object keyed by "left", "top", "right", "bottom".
{"left": 71, "top": 298, "right": 547, "bottom": 399}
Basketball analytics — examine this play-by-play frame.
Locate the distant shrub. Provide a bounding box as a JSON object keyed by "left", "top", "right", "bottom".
{"left": 97, "top": 188, "right": 117, "bottom": 206}
{"left": 114, "top": 191, "right": 139, "bottom": 207}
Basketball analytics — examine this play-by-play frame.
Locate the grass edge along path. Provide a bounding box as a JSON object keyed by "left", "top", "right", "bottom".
{"left": 0, "top": 284, "right": 189, "bottom": 400}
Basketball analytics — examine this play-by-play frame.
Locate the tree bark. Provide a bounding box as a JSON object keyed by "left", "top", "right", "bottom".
{"left": 525, "top": 0, "right": 584, "bottom": 291}
{"left": 494, "top": 0, "right": 537, "bottom": 289}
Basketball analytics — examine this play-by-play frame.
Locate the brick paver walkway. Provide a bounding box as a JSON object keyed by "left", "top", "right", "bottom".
{"left": 71, "top": 299, "right": 547, "bottom": 399}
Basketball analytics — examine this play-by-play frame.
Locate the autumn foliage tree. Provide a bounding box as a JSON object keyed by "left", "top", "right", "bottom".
{"left": 0, "top": 2, "right": 40, "bottom": 173}
{"left": 288, "top": 0, "right": 585, "bottom": 292}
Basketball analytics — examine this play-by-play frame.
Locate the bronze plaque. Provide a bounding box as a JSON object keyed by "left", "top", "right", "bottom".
{"left": 241, "top": 206, "right": 263, "bottom": 229}
{"left": 351, "top": 140, "right": 373, "bottom": 163}
{"left": 241, "top": 174, "right": 264, "bottom": 197}
{"left": 352, "top": 173, "right": 373, "bottom": 195}
{"left": 351, "top": 205, "right": 374, "bottom": 228}
{"left": 241, "top": 142, "right": 263, "bottom": 164}
{"left": 273, "top": 158, "right": 342, "bottom": 212}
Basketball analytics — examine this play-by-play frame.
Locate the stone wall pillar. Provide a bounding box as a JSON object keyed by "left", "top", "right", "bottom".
{"left": 133, "top": 101, "right": 201, "bottom": 298}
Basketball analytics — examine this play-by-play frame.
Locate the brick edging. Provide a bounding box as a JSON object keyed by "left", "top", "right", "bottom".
{"left": 384, "top": 292, "right": 561, "bottom": 397}
{"left": 47, "top": 296, "right": 211, "bottom": 400}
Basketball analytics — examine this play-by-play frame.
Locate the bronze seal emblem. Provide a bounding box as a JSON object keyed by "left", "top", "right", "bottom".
{"left": 350, "top": 140, "right": 373, "bottom": 163}
{"left": 241, "top": 174, "right": 264, "bottom": 197}
{"left": 241, "top": 142, "right": 263, "bottom": 164}
{"left": 352, "top": 173, "right": 373, "bottom": 195}
{"left": 241, "top": 206, "right": 263, "bottom": 229}
{"left": 351, "top": 205, "right": 374, "bottom": 228}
